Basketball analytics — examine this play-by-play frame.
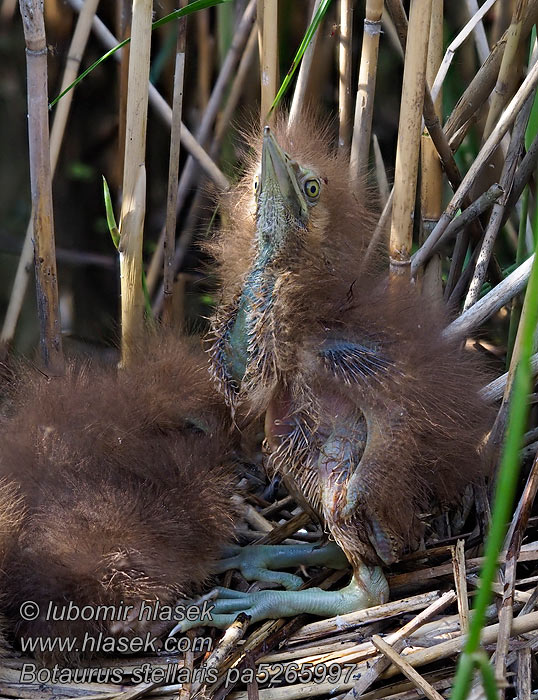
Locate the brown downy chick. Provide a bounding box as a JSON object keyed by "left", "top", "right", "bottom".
{"left": 0, "top": 331, "right": 236, "bottom": 665}
{"left": 206, "top": 114, "right": 494, "bottom": 614}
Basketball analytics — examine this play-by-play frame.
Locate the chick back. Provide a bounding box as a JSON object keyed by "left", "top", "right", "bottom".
{"left": 0, "top": 331, "right": 236, "bottom": 665}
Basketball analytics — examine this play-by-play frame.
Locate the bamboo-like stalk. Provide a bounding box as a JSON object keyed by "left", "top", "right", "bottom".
{"left": 118, "top": 0, "right": 152, "bottom": 365}
{"left": 18, "top": 0, "right": 64, "bottom": 373}
{"left": 420, "top": 0, "right": 443, "bottom": 300}
{"left": 349, "top": 0, "right": 382, "bottom": 176}
{"left": 389, "top": 0, "right": 432, "bottom": 276}
{"left": 2, "top": 0, "right": 100, "bottom": 346}
{"left": 117, "top": 0, "right": 131, "bottom": 194}
{"left": 162, "top": 1, "right": 187, "bottom": 326}
{"left": 260, "top": 0, "right": 278, "bottom": 125}
{"left": 288, "top": 0, "right": 322, "bottom": 128}
{"left": 338, "top": 0, "right": 352, "bottom": 151}
{"left": 483, "top": 0, "right": 527, "bottom": 141}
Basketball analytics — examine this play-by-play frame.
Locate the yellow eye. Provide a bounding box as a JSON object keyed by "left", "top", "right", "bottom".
{"left": 304, "top": 178, "right": 320, "bottom": 199}
{"left": 253, "top": 175, "right": 260, "bottom": 193}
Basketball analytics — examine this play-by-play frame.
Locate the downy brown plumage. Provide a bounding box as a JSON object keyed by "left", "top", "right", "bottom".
{"left": 0, "top": 331, "right": 237, "bottom": 665}
{"left": 207, "top": 114, "right": 494, "bottom": 594}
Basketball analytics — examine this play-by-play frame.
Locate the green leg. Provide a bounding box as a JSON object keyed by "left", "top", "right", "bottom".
{"left": 170, "top": 544, "right": 388, "bottom": 635}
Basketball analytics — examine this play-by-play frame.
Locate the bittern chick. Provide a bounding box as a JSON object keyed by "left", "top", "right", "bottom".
{"left": 179, "top": 116, "right": 494, "bottom": 629}
{"left": 0, "top": 331, "right": 237, "bottom": 665}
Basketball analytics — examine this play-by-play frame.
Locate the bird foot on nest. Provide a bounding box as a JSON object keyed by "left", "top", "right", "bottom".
{"left": 170, "top": 543, "right": 388, "bottom": 633}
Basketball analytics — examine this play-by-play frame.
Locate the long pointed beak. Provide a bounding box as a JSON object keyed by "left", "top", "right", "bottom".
{"left": 259, "top": 126, "right": 308, "bottom": 222}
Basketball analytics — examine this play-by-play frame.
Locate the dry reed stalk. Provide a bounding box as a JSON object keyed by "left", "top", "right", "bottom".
{"left": 389, "top": 0, "right": 432, "bottom": 276}
{"left": 483, "top": 0, "right": 527, "bottom": 141}
{"left": 486, "top": 244, "right": 538, "bottom": 450}
{"left": 349, "top": 0, "right": 382, "bottom": 176}
{"left": 463, "top": 90, "right": 534, "bottom": 311}
{"left": 289, "top": 0, "right": 322, "bottom": 128}
{"left": 452, "top": 540, "right": 470, "bottom": 634}
{"left": 381, "top": 611, "right": 538, "bottom": 680}
{"left": 493, "top": 452, "right": 538, "bottom": 693}
{"left": 162, "top": 1, "right": 187, "bottom": 326}
{"left": 372, "top": 134, "right": 389, "bottom": 205}
{"left": 0, "top": 0, "right": 18, "bottom": 20}
{"left": 117, "top": 0, "right": 131, "bottom": 195}
{"left": 196, "top": 9, "right": 211, "bottom": 111}
{"left": 338, "top": 0, "right": 352, "bottom": 151}
{"left": 444, "top": 1, "right": 538, "bottom": 141}
{"left": 66, "top": 0, "right": 230, "bottom": 193}
{"left": 18, "top": 0, "right": 64, "bottom": 373}
{"left": 254, "top": 512, "right": 311, "bottom": 545}
{"left": 430, "top": 0, "right": 497, "bottom": 103}
{"left": 341, "top": 590, "right": 456, "bottom": 697}
{"left": 465, "top": 0, "right": 494, "bottom": 65}
{"left": 420, "top": 0, "right": 443, "bottom": 300}
{"left": 384, "top": 0, "right": 463, "bottom": 200}
{"left": 145, "top": 0, "right": 256, "bottom": 295}
{"left": 516, "top": 646, "right": 532, "bottom": 700}
{"left": 118, "top": 0, "right": 151, "bottom": 364}
{"left": 412, "top": 56, "right": 538, "bottom": 277}
{"left": 371, "top": 635, "right": 445, "bottom": 700}
{"left": 2, "top": 0, "right": 100, "bottom": 346}
{"left": 260, "top": 0, "right": 278, "bottom": 125}
{"left": 215, "top": 23, "right": 258, "bottom": 142}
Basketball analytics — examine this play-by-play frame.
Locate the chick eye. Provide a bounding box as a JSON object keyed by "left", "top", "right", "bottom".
{"left": 304, "top": 178, "right": 321, "bottom": 199}
{"left": 253, "top": 175, "right": 260, "bottom": 193}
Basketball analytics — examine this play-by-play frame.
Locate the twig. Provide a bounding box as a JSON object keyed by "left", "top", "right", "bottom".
{"left": 371, "top": 635, "right": 445, "bottom": 700}
{"left": 146, "top": 0, "right": 256, "bottom": 295}
{"left": 66, "top": 0, "right": 229, "bottom": 192}
{"left": 444, "top": 1, "right": 538, "bottom": 140}
{"left": 162, "top": 1, "right": 187, "bottom": 326}
{"left": 465, "top": 0, "right": 493, "bottom": 65}
{"left": 342, "top": 590, "right": 456, "bottom": 697}
{"left": 19, "top": 0, "right": 64, "bottom": 373}
{"left": 452, "top": 540, "right": 470, "bottom": 635}
{"left": 412, "top": 52, "right": 538, "bottom": 277}
{"left": 430, "top": 0, "right": 497, "bottom": 103}
{"left": 2, "top": 0, "right": 100, "bottom": 346}
{"left": 483, "top": 0, "right": 527, "bottom": 141}
{"left": 480, "top": 352, "right": 538, "bottom": 403}
{"left": 464, "top": 84, "right": 535, "bottom": 311}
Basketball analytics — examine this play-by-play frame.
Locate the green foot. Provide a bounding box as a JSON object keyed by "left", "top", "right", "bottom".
{"left": 214, "top": 541, "right": 349, "bottom": 590}
{"left": 170, "top": 554, "right": 388, "bottom": 635}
